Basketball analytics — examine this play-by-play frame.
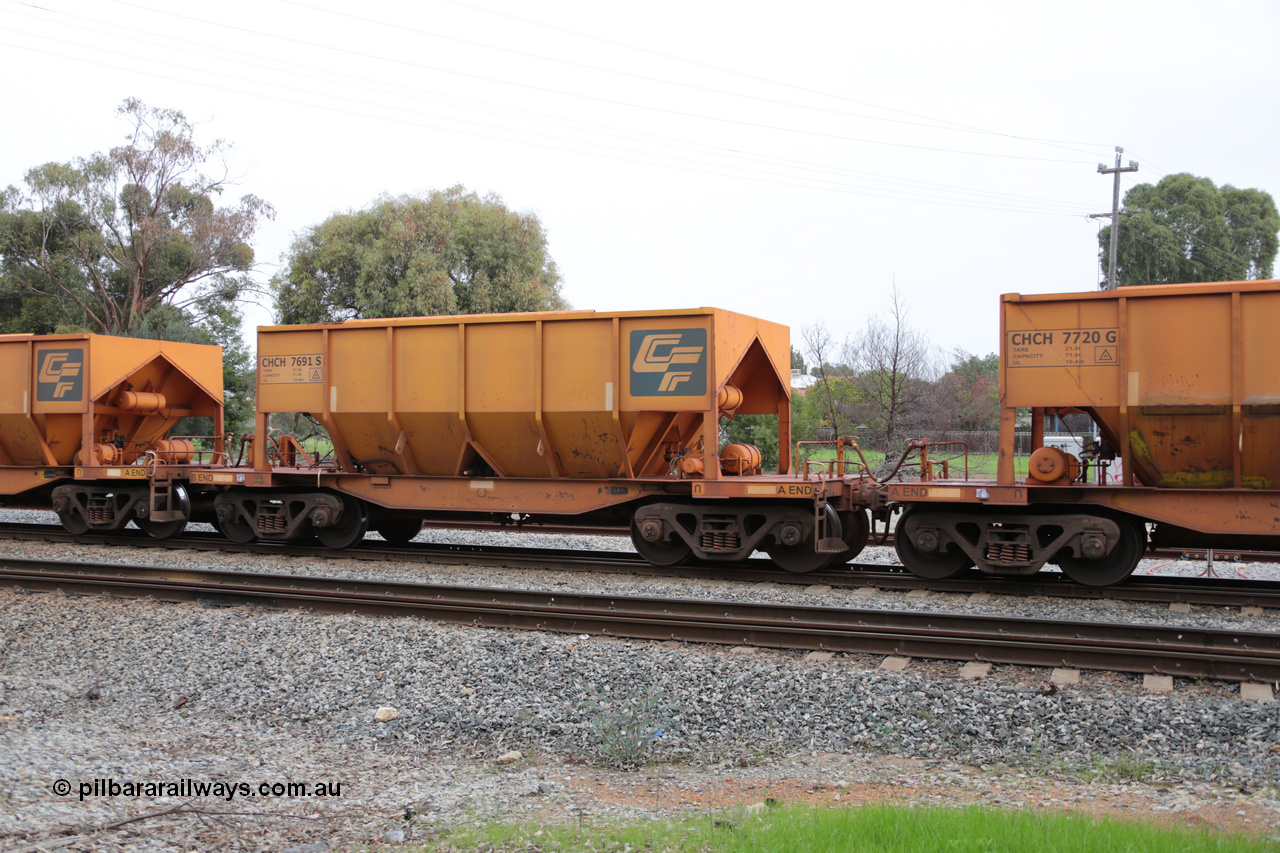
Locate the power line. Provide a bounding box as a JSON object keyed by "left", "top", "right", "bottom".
{"left": 283, "top": 0, "right": 1112, "bottom": 156}
{"left": 0, "top": 36, "right": 1095, "bottom": 218}
{"left": 437, "top": 0, "right": 1115, "bottom": 158}
{"left": 1118, "top": 227, "right": 1242, "bottom": 283}
{"left": 82, "top": 0, "right": 1095, "bottom": 165}
{"left": 0, "top": 10, "right": 1102, "bottom": 217}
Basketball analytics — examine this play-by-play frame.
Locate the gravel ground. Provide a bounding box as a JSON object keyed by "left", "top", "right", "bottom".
{"left": 3, "top": 509, "right": 1280, "bottom": 850}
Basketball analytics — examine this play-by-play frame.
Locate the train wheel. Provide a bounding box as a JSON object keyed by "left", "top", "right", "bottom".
{"left": 137, "top": 517, "right": 186, "bottom": 539}
{"left": 376, "top": 518, "right": 423, "bottom": 545}
{"left": 630, "top": 515, "right": 692, "bottom": 566}
{"left": 317, "top": 495, "right": 369, "bottom": 549}
{"left": 136, "top": 484, "right": 190, "bottom": 540}
{"left": 58, "top": 511, "right": 89, "bottom": 535}
{"left": 1056, "top": 516, "right": 1145, "bottom": 587}
{"left": 768, "top": 505, "right": 842, "bottom": 574}
{"left": 823, "top": 508, "right": 871, "bottom": 568}
{"left": 220, "top": 515, "right": 257, "bottom": 543}
{"left": 768, "top": 543, "right": 831, "bottom": 573}
{"left": 214, "top": 500, "right": 257, "bottom": 544}
{"left": 894, "top": 508, "right": 970, "bottom": 580}
{"left": 137, "top": 517, "right": 187, "bottom": 539}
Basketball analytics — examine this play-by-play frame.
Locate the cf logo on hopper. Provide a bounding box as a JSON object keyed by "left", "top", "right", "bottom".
{"left": 630, "top": 329, "right": 707, "bottom": 396}
{"left": 36, "top": 349, "right": 84, "bottom": 402}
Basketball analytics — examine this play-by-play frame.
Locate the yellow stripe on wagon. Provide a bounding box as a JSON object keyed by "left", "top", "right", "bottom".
{"left": 191, "top": 472, "right": 238, "bottom": 484}
{"left": 888, "top": 485, "right": 963, "bottom": 499}
{"left": 746, "top": 484, "right": 814, "bottom": 496}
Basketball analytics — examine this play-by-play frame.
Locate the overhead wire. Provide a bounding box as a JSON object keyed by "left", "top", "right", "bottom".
{"left": 0, "top": 6, "right": 1103, "bottom": 217}
{"left": 1, "top": 0, "right": 1106, "bottom": 218}
{"left": 0, "top": 34, "right": 1090, "bottom": 217}
{"left": 80, "top": 0, "right": 1099, "bottom": 165}
{"left": 281, "top": 0, "right": 1113, "bottom": 156}
{"left": 436, "top": 0, "right": 1116, "bottom": 158}
{"left": 1109, "top": 217, "right": 1251, "bottom": 283}
{"left": 0, "top": 40, "right": 1083, "bottom": 217}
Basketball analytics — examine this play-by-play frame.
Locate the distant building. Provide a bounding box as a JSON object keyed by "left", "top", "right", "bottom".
{"left": 790, "top": 368, "right": 816, "bottom": 395}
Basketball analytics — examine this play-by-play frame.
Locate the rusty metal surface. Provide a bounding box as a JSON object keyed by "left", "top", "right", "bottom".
{"left": 1, "top": 556, "right": 1278, "bottom": 682}
{"left": 1002, "top": 281, "right": 1280, "bottom": 511}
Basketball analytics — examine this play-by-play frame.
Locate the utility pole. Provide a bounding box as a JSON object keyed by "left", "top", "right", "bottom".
{"left": 1092, "top": 147, "right": 1139, "bottom": 290}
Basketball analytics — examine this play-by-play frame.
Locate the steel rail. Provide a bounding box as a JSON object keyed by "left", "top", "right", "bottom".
{"left": 4, "top": 518, "right": 1277, "bottom": 563}
{"left": 1, "top": 557, "right": 1278, "bottom": 682}
{"left": 1, "top": 522, "right": 1279, "bottom": 608}
{"left": 6, "top": 518, "right": 1275, "bottom": 561}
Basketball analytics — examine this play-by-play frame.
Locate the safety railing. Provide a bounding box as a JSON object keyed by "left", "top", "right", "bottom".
{"left": 794, "top": 437, "right": 874, "bottom": 479}
{"left": 911, "top": 439, "right": 970, "bottom": 481}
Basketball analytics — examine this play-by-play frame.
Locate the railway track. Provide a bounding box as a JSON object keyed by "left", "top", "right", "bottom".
{"left": 1, "top": 556, "right": 1277, "bottom": 683}
{"left": 1, "top": 521, "right": 1278, "bottom": 609}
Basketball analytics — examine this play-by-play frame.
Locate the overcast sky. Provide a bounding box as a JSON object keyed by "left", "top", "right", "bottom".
{"left": 3, "top": 0, "right": 1277, "bottom": 364}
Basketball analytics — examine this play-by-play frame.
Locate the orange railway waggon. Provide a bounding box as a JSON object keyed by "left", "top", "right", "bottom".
{"left": 887, "top": 279, "right": 1280, "bottom": 586}
{"left": 4, "top": 281, "right": 1280, "bottom": 586}
{"left": 0, "top": 308, "right": 873, "bottom": 573}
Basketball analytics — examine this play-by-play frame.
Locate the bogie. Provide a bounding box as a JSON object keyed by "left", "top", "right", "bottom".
{"left": 628, "top": 501, "right": 852, "bottom": 573}
{"left": 212, "top": 491, "right": 367, "bottom": 546}
{"left": 52, "top": 485, "right": 154, "bottom": 535}
{"left": 894, "top": 505, "right": 1145, "bottom": 586}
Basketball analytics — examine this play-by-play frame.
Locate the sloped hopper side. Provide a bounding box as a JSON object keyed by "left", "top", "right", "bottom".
{"left": 86, "top": 348, "right": 225, "bottom": 466}
{"left": 312, "top": 317, "right": 702, "bottom": 479}
{"left": 1003, "top": 285, "right": 1280, "bottom": 489}
{"left": 257, "top": 308, "right": 792, "bottom": 480}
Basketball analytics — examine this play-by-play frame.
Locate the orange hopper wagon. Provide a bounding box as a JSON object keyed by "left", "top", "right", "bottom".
{"left": 212, "top": 308, "right": 873, "bottom": 570}
{"left": 887, "top": 280, "right": 1280, "bottom": 586}
{"left": 0, "top": 333, "right": 224, "bottom": 536}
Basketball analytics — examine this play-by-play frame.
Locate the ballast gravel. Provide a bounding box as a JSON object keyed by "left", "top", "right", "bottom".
{"left": 2, "top": 509, "right": 1280, "bottom": 850}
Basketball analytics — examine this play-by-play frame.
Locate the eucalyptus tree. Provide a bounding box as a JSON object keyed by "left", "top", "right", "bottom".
{"left": 0, "top": 98, "right": 273, "bottom": 336}
{"left": 272, "top": 186, "right": 567, "bottom": 324}
{"left": 1099, "top": 173, "right": 1278, "bottom": 287}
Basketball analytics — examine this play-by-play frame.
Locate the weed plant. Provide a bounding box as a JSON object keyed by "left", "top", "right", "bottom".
{"left": 586, "top": 684, "right": 677, "bottom": 769}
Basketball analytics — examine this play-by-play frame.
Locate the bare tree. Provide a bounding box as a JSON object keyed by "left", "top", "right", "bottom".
{"left": 843, "top": 284, "right": 941, "bottom": 450}
{"left": 800, "top": 320, "right": 857, "bottom": 439}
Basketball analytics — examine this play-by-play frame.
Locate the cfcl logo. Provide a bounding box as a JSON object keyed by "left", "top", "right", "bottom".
{"left": 36, "top": 349, "right": 84, "bottom": 402}
{"left": 630, "top": 329, "right": 707, "bottom": 396}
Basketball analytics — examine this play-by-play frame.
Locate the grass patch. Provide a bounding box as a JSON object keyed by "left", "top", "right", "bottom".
{"left": 1073, "top": 752, "right": 1161, "bottom": 785}
{"left": 419, "top": 803, "right": 1278, "bottom": 852}
{"left": 797, "top": 448, "right": 1029, "bottom": 480}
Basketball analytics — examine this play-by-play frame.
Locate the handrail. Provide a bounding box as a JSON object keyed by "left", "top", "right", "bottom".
{"left": 794, "top": 437, "right": 875, "bottom": 479}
